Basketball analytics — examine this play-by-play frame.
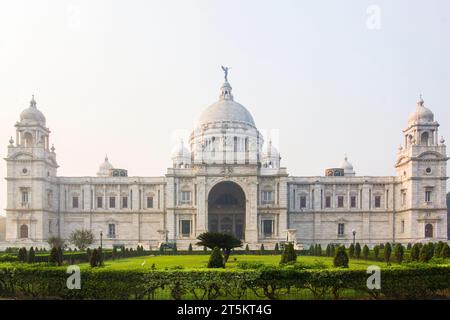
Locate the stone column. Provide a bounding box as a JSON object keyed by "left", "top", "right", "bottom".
{"left": 245, "top": 178, "right": 258, "bottom": 244}
{"left": 196, "top": 176, "right": 207, "bottom": 235}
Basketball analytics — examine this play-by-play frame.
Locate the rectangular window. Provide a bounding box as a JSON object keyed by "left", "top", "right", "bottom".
{"left": 262, "top": 220, "right": 274, "bottom": 237}
{"left": 72, "top": 196, "right": 79, "bottom": 209}
{"left": 47, "top": 191, "right": 52, "bottom": 207}
{"left": 262, "top": 191, "right": 273, "bottom": 204}
{"left": 97, "top": 197, "right": 103, "bottom": 208}
{"left": 338, "top": 223, "right": 345, "bottom": 236}
{"left": 325, "top": 196, "right": 331, "bottom": 208}
{"left": 180, "top": 220, "right": 191, "bottom": 237}
{"left": 350, "top": 196, "right": 356, "bottom": 208}
{"left": 425, "top": 190, "right": 432, "bottom": 203}
{"left": 402, "top": 192, "right": 406, "bottom": 206}
{"left": 109, "top": 197, "right": 116, "bottom": 209}
{"left": 122, "top": 196, "right": 128, "bottom": 208}
{"left": 337, "top": 196, "right": 344, "bottom": 208}
{"left": 299, "top": 196, "right": 307, "bottom": 209}
{"left": 180, "top": 192, "right": 191, "bottom": 203}
{"left": 147, "top": 196, "right": 154, "bottom": 208}
{"left": 21, "top": 191, "right": 29, "bottom": 205}
{"left": 108, "top": 224, "right": 116, "bottom": 238}
{"left": 374, "top": 196, "right": 381, "bottom": 208}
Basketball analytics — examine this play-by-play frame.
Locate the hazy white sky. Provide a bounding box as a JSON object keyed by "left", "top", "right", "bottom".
{"left": 1, "top": 0, "right": 449, "bottom": 215}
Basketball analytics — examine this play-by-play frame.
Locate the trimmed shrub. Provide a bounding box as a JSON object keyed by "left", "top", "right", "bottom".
{"left": 207, "top": 247, "right": 224, "bottom": 268}
{"left": 18, "top": 247, "right": 27, "bottom": 263}
{"left": 384, "top": 243, "right": 392, "bottom": 263}
{"left": 308, "top": 244, "right": 315, "bottom": 256}
{"left": 411, "top": 243, "right": 420, "bottom": 261}
{"left": 355, "top": 243, "right": 361, "bottom": 259}
{"left": 394, "top": 243, "right": 404, "bottom": 264}
{"left": 330, "top": 244, "right": 336, "bottom": 257}
{"left": 260, "top": 244, "right": 265, "bottom": 252}
{"left": 441, "top": 243, "right": 450, "bottom": 258}
{"left": 373, "top": 245, "right": 380, "bottom": 260}
{"left": 379, "top": 243, "right": 385, "bottom": 249}
{"left": 280, "top": 242, "right": 297, "bottom": 265}
{"left": 274, "top": 243, "right": 279, "bottom": 253}
{"left": 407, "top": 243, "right": 412, "bottom": 250}
{"left": 362, "top": 245, "right": 369, "bottom": 260}
{"left": 49, "top": 247, "right": 62, "bottom": 266}
{"left": 90, "top": 249, "right": 101, "bottom": 267}
{"left": 419, "top": 243, "right": 433, "bottom": 263}
{"left": 27, "top": 247, "right": 35, "bottom": 264}
{"left": 188, "top": 243, "right": 193, "bottom": 253}
{"left": 316, "top": 244, "right": 322, "bottom": 256}
{"left": 333, "top": 245, "right": 349, "bottom": 268}
{"left": 348, "top": 244, "right": 355, "bottom": 258}
{"left": 326, "top": 244, "right": 331, "bottom": 257}
{"left": 245, "top": 244, "right": 250, "bottom": 253}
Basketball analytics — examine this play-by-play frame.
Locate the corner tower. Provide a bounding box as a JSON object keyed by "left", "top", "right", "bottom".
{"left": 5, "top": 96, "right": 58, "bottom": 245}
{"left": 395, "top": 96, "right": 448, "bottom": 242}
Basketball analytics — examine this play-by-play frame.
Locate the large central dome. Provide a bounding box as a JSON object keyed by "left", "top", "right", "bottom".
{"left": 197, "top": 82, "right": 255, "bottom": 127}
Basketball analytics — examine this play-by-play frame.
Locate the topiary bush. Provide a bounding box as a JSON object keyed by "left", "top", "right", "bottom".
{"left": 207, "top": 247, "right": 224, "bottom": 268}
{"left": 188, "top": 243, "right": 193, "bottom": 253}
{"left": 280, "top": 242, "right": 297, "bottom": 265}
{"left": 90, "top": 249, "right": 101, "bottom": 267}
{"left": 274, "top": 243, "right": 279, "bottom": 253}
{"left": 411, "top": 243, "right": 420, "bottom": 261}
{"left": 362, "top": 245, "right": 369, "bottom": 260}
{"left": 27, "top": 247, "right": 35, "bottom": 264}
{"left": 355, "top": 243, "right": 361, "bottom": 259}
{"left": 348, "top": 244, "right": 355, "bottom": 258}
{"left": 333, "top": 245, "right": 349, "bottom": 268}
{"left": 373, "top": 245, "right": 380, "bottom": 260}
{"left": 394, "top": 243, "right": 404, "bottom": 264}
{"left": 384, "top": 243, "right": 392, "bottom": 263}
{"left": 419, "top": 243, "right": 433, "bottom": 263}
{"left": 18, "top": 247, "right": 27, "bottom": 263}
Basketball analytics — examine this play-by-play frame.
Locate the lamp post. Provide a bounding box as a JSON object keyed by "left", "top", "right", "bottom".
{"left": 352, "top": 229, "right": 356, "bottom": 247}
{"left": 100, "top": 231, "right": 103, "bottom": 250}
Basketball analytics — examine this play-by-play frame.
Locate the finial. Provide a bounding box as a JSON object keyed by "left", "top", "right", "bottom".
{"left": 344, "top": 154, "right": 348, "bottom": 161}
{"left": 30, "top": 94, "right": 37, "bottom": 108}
{"left": 51, "top": 144, "right": 55, "bottom": 152}
{"left": 105, "top": 154, "right": 109, "bottom": 161}
{"left": 417, "top": 94, "right": 424, "bottom": 106}
{"left": 9, "top": 136, "right": 14, "bottom": 146}
{"left": 440, "top": 136, "right": 445, "bottom": 145}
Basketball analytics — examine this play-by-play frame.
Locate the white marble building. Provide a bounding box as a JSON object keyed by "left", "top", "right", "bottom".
{"left": 3, "top": 77, "right": 448, "bottom": 249}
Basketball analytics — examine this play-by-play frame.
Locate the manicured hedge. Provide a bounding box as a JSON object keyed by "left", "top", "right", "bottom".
{"left": 0, "top": 263, "right": 449, "bottom": 300}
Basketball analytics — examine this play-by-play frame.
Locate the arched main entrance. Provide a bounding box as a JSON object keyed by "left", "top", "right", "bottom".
{"left": 208, "top": 181, "right": 245, "bottom": 240}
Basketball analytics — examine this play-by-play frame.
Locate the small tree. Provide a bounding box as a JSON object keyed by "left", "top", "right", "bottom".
{"left": 188, "top": 243, "right": 193, "bottom": 253}
{"left": 435, "top": 242, "right": 444, "bottom": 258}
{"left": 441, "top": 243, "right": 450, "bottom": 258}
{"left": 411, "top": 243, "right": 420, "bottom": 261}
{"left": 419, "top": 243, "right": 434, "bottom": 262}
{"left": 362, "top": 245, "right": 369, "bottom": 260}
{"left": 49, "top": 247, "right": 62, "bottom": 266}
{"left": 245, "top": 244, "right": 250, "bottom": 253}
{"left": 260, "top": 244, "right": 265, "bottom": 252}
{"left": 373, "top": 245, "right": 380, "bottom": 260}
{"left": 407, "top": 243, "right": 412, "bottom": 250}
{"left": 18, "top": 247, "right": 27, "bottom": 263}
{"left": 316, "top": 244, "right": 322, "bottom": 257}
{"left": 280, "top": 242, "right": 297, "bottom": 265}
{"left": 27, "top": 247, "right": 35, "bottom": 263}
{"left": 394, "top": 243, "right": 404, "bottom": 264}
{"left": 112, "top": 247, "right": 117, "bottom": 260}
{"left": 274, "top": 243, "right": 279, "bottom": 253}
{"left": 333, "top": 245, "right": 349, "bottom": 268}
{"left": 207, "top": 247, "right": 224, "bottom": 268}
{"left": 308, "top": 244, "right": 315, "bottom": 256}
{"left": 384, "top": 243, "right": 392, "bottom": 263}
{"left": 326, "top": 244, "right": 331, "bottom": 257}
{"left": 69, "top": 229, "right": 95, "bottom": 251}
{"left": 355, "top": 242, "right": 361, "bottom": 259}
{"left": 90, "top": 248, "right": 100, "bottom": 267}
{"left": 47, "top": 236, "right": 65, "bottom": 249}
{"left": 348, "top": 243, "right": 355, "bottom": 258}
{"left": 196, "top": 232, "right": 242, "bottom": 264}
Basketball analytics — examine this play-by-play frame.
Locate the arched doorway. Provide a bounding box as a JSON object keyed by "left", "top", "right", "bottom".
{"left": 208, "top": 181, "right": 245, "bottom": 239}
{"left": 20, "top": 224, "right": 28, "bottom": 238}
{"left": 425, "top": 223, "right": 433, "bottom": 238}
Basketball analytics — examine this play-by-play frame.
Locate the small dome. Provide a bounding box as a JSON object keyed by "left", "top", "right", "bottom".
{"left": 97, "top": 156, "right": 114, "bottom": 176}
{"left": 197, "top": 82, "right": 255, "bottom": 127}
{"left": 171, "top": 139, "right": 191, "bottom": 159}
{"left": 408, "top": 96, "right": 434, "bottom": 126}
{"left": 340, "top": 156, "right": 355, "bottom": 176}
{"left": 20, "top": 95, "right": 46, "bottom": 125}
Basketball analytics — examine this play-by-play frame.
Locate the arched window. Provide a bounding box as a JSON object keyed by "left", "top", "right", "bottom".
{"left": 425, "top": 223, "right": 433, "bottom": 238}
{"left": 421, "top": 132, "right": 429, "bottom": 146}
{"left": 20, "top": 224, "right": 28, "bottom": 238}
{"left": 22, "top": 132, "right": 33, "bottom": 147}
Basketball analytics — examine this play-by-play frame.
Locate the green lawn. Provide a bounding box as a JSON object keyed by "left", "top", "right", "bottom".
{"left": 83, "top": 254, "right": 389, "bottom": 271}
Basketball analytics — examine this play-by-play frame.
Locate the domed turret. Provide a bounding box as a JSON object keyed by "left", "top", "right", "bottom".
{"left": 340, "top": 156, "right": 355, "bottom": 176}
{"left": 407, "top": 95, "right": 434, "bottom": 126}
{"left": 171, "top": 139, "right": 191, "bottom": 168}
{"left": 20, "top": 95, "right": 46, "bottom": 125}
{"left": 97, "top": 155, "right": 114, "bottom": 176}
{"left": 262, "top": 139, "right": 280, "bottom": 168}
